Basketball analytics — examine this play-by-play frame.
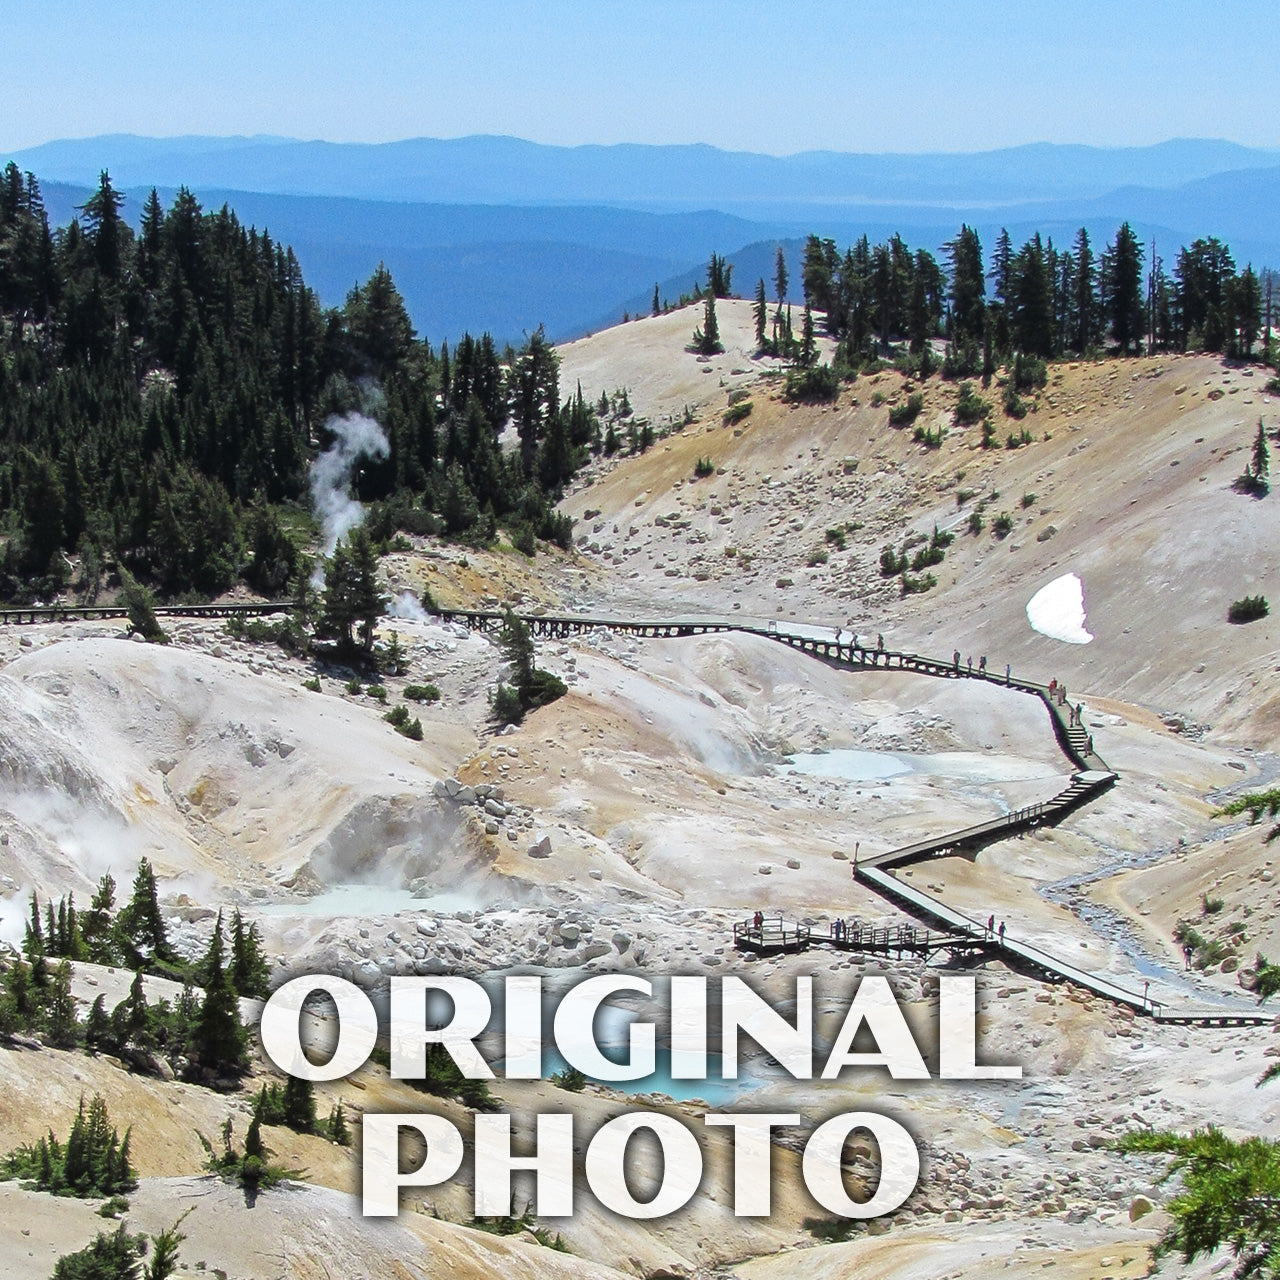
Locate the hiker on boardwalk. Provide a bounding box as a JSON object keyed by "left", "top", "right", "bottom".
{"left": 987, "top": 913, "right": 995, "bottom": 937}
{"left": 1183, "top": 942, "right": 1193, "bottom": 970}
{"left": 953, "top": 649, "right": 961, "bottom": 671}
{"left": 1006, "top": 663, "right": 1011, "bottom": 685}
{"left": 998, "top": 921, "right": 1006, "bottom": 946}
{"left": 979, "top": 655, "right": 987, "bottom": 674}
{"left": 1049, "top": 678, "right": 1057, "bottom": 696}
{"left": 877, "top": 633, "right": 885, "bottom": 651}
{"left": 967, "top": 655, "right": 973, "bottom": 674}
{"left": 753, "top": 910, "right": 763, "bottom": 930}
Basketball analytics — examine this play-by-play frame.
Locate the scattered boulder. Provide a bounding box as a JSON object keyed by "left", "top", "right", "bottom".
{"left": 1129, "top": 1195, "right": 1156, "bottom": 1222}
{"left": 528, "top": 835, "right": 553, "bottom": 859}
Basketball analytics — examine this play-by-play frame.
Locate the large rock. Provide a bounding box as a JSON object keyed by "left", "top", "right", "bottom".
{"left": 1129, "top": 1195, "right": 1156, "bottom": 1221}
{"left": 528, "top": 835, "right": 553, "bottom": 859}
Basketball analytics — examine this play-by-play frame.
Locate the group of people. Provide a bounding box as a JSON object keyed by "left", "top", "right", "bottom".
{"left": 986, "top": 914, "right": 1008, "bottom": 946}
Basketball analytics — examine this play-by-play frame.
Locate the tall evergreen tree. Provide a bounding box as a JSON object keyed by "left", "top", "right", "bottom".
{"left": 1107, "top": 222, "right": 1145, "bottom": 354}
{"left": 753, "top": 278, "right": 768, "bottom": 349}
{"left": 119, "top": 858, "right": 172, "bottom": 964}
{"left": 945, "top": 224, "right": 985, "bottom": 345}
{"left": 194, "top": 911, "right": 248, "bottom": 1076}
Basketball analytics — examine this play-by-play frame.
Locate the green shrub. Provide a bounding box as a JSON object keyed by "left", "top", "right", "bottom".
{"left": 491, "top": 682, "right": 525, "bottom": 725}
{"left": 694, "top": 457, "right": 715, "bottom": 478}
{"left": 1229, "top": 595, "right": 1269, "bottom": 624}
{"left": 550, "top": 1065, "right": 587, "bottom": 1092}
{"left": 784, "top": 363, "right": 839, "bottom": 403}
{"left": 403, "top": 683, "right": 441, "bottom": 702}
{"left": 510, "top": 523, "right": 537, "bottom": 557}
{"left": 888, "top": 393, "right": 924, "bottom": 426}
{"left": 1002, "top": 384, "right": 1028, "bottom": 419}
{"left": 968, "top": 510, "right": 984, "bottom": 535}
{"left": 722, "top": 400, "right": 753, "bottom": 426}
{"left": 302, "top": 676, "right": 321, "bottom": 692}
{"left": 1021, "top": 492, "right": 1037, "bottom": 508}
{"left": 954, "top": 381, "right": 991, "bottom": 424}
{"left": 366, "top": 684, "right": 387, "bottom": 703}
{"left": 912, "top": 423, "right": 943, "bottom": 448}
{"left": 807, "top": 548, "right": 829, "bottom": 566}
{"left": 879, "top": 546, "right": 907, "bottom": 577}
{"left": 384, "top": 705, "right": 424, "bottom": 740}
{"left": 825, "top": 527, "right": 847, "bottom": 550}
{"left": 910, "top": 544, "right": 945, "bottom": 572}
{"left": 993, "top": 512, "right": 1014, "bottom": 539}
{"left": 1012, "top": 352, "right": 1048, "bottom": 391}
{"left": 900, "top": 572, "right": 937, "bottom": 595}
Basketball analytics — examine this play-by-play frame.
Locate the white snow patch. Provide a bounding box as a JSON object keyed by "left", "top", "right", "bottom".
{"left": 1026, "top": 573, "right": 1094, "bottom": 644}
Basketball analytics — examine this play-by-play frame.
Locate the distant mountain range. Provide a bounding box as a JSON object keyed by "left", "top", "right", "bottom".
{"left": 10, "top": 135, "right": 1280, "bottom": 344}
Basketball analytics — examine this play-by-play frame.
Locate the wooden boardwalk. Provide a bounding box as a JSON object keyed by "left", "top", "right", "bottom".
{"left": 428, "top": 609, "right": 1269, "bottom": 1027}
{"left": 7, "top": 599, "right": 1270, "bottom": 1027}
{"left": 0, "top": 600, "right": 294, "bottom": 625}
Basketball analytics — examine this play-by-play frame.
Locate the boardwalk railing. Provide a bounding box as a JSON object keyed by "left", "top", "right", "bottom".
{"left": 0, "top": 600, "right": 294, "bottom": 625}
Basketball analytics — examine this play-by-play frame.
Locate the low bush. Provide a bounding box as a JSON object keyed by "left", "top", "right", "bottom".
{"left": 954, "top": 381, "right": 991, "bottom": 424}
{"left": 888, "top": 393, "right": 924, "bottom": 426}
{"left": 1228, "top": 595, "right": 1269, "bottom": 624}
{"left": 784, "top": 364, "right": 839, "bottom": 403}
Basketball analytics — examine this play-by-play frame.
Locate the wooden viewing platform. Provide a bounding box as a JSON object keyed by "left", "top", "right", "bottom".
{"left": 734, "top": 916, "right": 985, "bottom": 960}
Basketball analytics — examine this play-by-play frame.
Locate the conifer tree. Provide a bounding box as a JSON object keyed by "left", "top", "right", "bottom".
{"left": 283, "top": 1074, "right": 317, "bottom": 1133}
{"left": 229, "top": 909, "right": 270, "bottom": 1000}
{"left": 693, "top": 289, "right": 722, "bottom": 355}
{"left": 193, "top": 911, "right": 247, "bottom": 1075}
{"left": 800, "top": 303, "right": 817, "bottom": 367}
{"left": 47, "top": 960, "right": 78, "bottom": 1048}
{"left": 120, "top": 857, "right": 172, "bottom": 963}
{"left": 753, "top": 278, "right": 768, "bottom": 349}
{"left": 1107, "top": 222, "right": 1145, "bottom": 354}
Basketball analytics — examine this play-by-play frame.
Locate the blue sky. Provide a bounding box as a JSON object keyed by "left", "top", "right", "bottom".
{"left": 3, "top": 0, "right": 1273, "bottom": 153}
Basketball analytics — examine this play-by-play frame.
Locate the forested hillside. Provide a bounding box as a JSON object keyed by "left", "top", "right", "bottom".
{"left": 0, "top": 168, "right": 592, "bottom": 603}
{"left": 0, "top": 165, "right": 1272, "bottom": 608}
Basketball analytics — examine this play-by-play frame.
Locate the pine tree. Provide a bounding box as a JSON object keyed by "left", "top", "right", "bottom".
{"left": 283, "top": 1074, "right": 317, "bottom": 1133}
{"left": 229, "top": 909, "right": 270, "bottom": 1000}
{"left": 119, "top": 857, "right": 172, "bottom": 963}
{"left": 85, "top": 994, "right": 111, "bottom": 1054}
{"left": 317, "top": 527, "right": 387, "bottom": 654}
{"left": 327, "top": 1102, "right": 352, "bottom": 1146}
{"left": 774, "top": 246, "right": 789, "bottom": 311}
{"left": 945, "top": 224, "right": 985, "bottom": 345}
{"left": 193, "top": 911, "right": 247, "bottom": 1076}
{"left": 753, "top": 278, "right": 768, "bottom": 349}
{"left": 1107, "top": 222, "right": 1145, "bottom": 354}
{"left": 799, "top": 303, "right": 817, "bottom": 367}
{"left": 82, "top": 872, "right": 119, "bottom": 965}
{"left": 23, "top": 890, "right": 44, "bottom": 960}
{"left": 652, "top": 283, "right": 660, "bottom": 316}
{"left": 47, "top": 960, "right": 78, "bottom": 1048}
{"left": 693, "top": 289, "right": 722, "bottom": 355}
